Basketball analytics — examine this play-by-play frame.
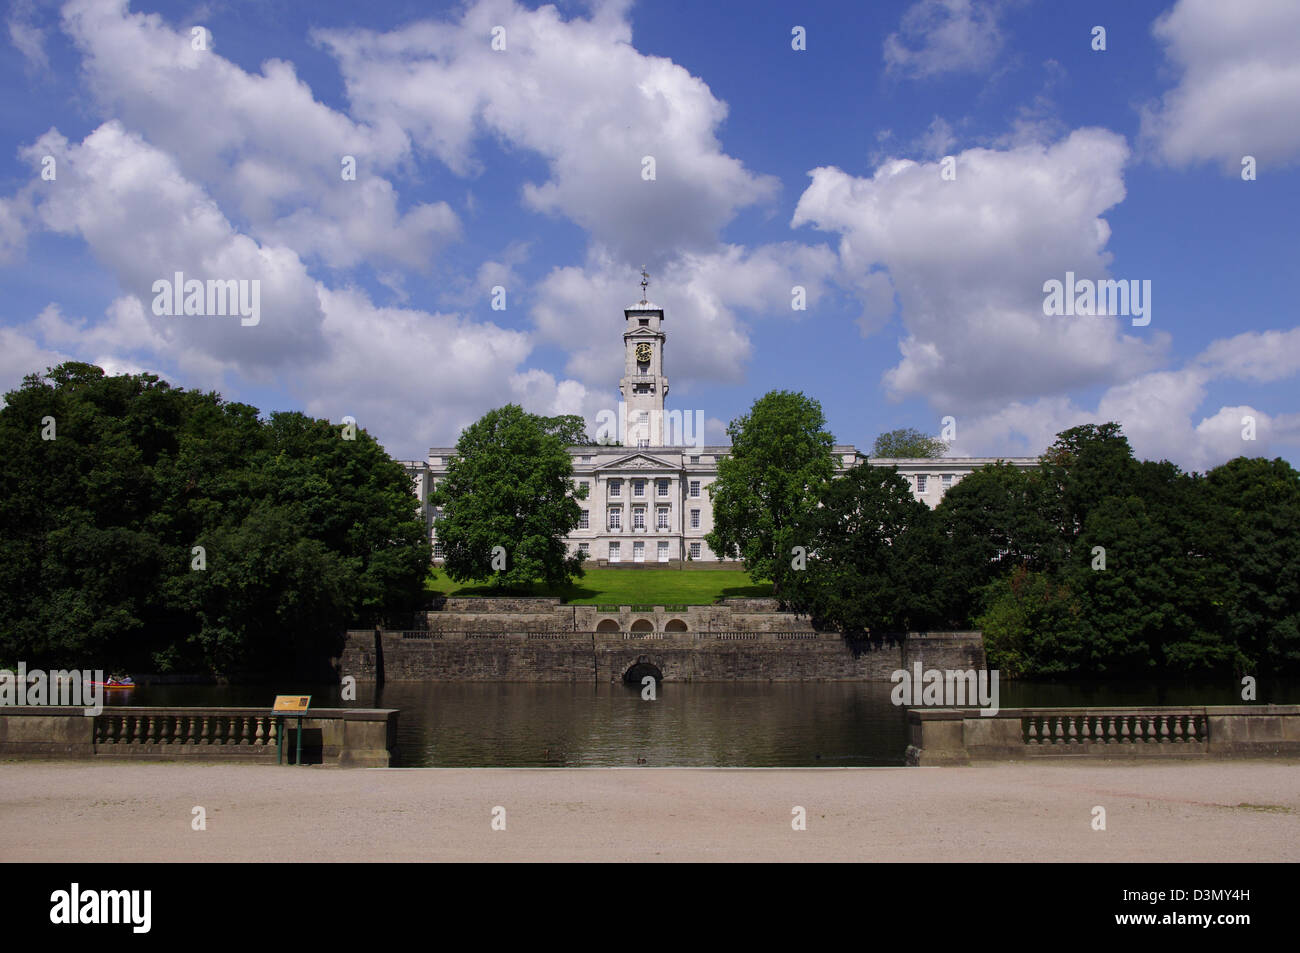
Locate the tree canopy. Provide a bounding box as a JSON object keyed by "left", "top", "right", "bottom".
{"left": 432, "top": 404, "right": 587, "bottom": 590}
{"left": 767, "top": 414, "right": 1298, "bottom": 679}
{"left": 705, "top": 390, "right": 835, "bottom": 593}
{"left": 783, "top": 464, "right": 940, "bottom": 635}
{"left": 872, "top": 427, "right": 948, "bottom": 458}
{"left": 0, "top": 362, "right": 430, "bottom": 676}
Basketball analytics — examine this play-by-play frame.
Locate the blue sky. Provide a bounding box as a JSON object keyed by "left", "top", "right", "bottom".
{"left": 1, "top": 0, "right": 1297, "bottom": 469}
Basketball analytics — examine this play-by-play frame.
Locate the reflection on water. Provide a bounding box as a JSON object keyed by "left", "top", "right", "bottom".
{"left": 113, "top": 677, "right": 1300, "bottom": 767}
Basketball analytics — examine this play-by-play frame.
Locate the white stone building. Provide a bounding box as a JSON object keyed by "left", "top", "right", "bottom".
{"left": 403, "top": 284, "right": 1038, "bottom": 565}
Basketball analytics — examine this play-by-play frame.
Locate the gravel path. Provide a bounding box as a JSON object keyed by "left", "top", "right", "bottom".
{"left": 2, "top": 760, "right": 1297, "bottom": 862}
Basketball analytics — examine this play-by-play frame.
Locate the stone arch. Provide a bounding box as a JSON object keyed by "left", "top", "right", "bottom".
{"left": 623, "top": 658, "right": 663, "bottom": 685}
{"left": 596, "top": 618, "right": 621, "bottom": 633}
{"left": 630, "top": 618, "right": 654, "bottom": 632}
{"left": 664, "top": 618, "right": 688, "bottom": 632}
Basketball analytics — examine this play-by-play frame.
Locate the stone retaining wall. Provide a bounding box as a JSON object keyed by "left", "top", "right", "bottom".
{"left": 340, "top": 629, "right": 984, "bottom": 682}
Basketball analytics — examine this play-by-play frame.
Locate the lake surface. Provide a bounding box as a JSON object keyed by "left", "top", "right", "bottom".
{"left": 108, "top": 678, "right": 1300, "bottom": 767}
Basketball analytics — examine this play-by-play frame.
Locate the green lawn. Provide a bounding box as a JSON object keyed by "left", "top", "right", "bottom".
{"left": 426, "top": 567, "right": 772, "bottom": 605}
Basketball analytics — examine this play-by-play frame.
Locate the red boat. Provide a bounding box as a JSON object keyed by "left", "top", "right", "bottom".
{"left": 84, "top": 678, "right": 135, "bottom": 691}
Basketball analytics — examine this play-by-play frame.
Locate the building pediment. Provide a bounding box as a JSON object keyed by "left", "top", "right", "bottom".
{"left": 592, "top": 452, "right": 678, "bottom": 472}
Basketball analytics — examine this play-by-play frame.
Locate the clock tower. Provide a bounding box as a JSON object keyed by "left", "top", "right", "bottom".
{"left": 619, "top": 267, "right": 668, "bottom": 446}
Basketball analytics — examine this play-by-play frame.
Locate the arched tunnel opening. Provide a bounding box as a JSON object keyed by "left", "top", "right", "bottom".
{"left": 623, "top": 661, "right": 663, "bottom": 686}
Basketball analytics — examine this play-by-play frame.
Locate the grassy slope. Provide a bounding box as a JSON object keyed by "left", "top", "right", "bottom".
{"left": 426, "top": 567, "right": 772, "bottom": 604}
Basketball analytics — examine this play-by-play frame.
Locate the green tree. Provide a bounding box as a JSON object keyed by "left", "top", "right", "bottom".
{"left": 1038, "top": 422, "right": 1138, "bottom": 548}
{"left": 784, "top": 464, "right": 938, "bottom": 635}
{"left": 0, "top": 363, "right": 429, "bottom": 676}
{"left": 930, "top": 462, "right": 1057, "bottom": 626}
{"left": 432, "top": 404, "right": 586, "bottom": 590}
{"left": 871, "top": 427, "right": 948, "bottom": 458}
{"left": 543, "top": 414, "right": 595, "bottom": 447}
{"left": 975, "top": 568, "right": 1085, "bottom": 678}
{"left": 705, "top": 390, "right": 835, "bottom": 593}
{"left": 1200, "top": 457, "right": 1300, "bottom": 673}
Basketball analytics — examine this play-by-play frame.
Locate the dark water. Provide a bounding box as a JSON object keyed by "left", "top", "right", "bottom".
{"left": 108, "top": 678, "right": 1300, "bottom": 767}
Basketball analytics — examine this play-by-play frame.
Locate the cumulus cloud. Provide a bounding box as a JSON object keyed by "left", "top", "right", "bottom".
{"left": 2, "top": 118, "right": 589, "bottom": 456}
{"left": 955, "top": 327, "right": 1300, "bottom": 471}
{"left": 884, "top": 0, "right": 1007, "bottom": 79}
{"left": 1141, "top": 0, "right": 1300, "bottom": 170}
{"left": 793, "top": 128, "right": 1167, "bottom": 409}
{"left": 297, "top": 286, "right": 557, "bottom": 455}
{"left": 530, "top": 242, "right": 838, "bottom": 391}
{"left": 21, "top": 122, "right": 327, "bottom": 375}
{"left": 60, "top": 0, "right": 459, "bottom": 270}
{"left": 316, "top": 0, "right": 779, "bottom": 263}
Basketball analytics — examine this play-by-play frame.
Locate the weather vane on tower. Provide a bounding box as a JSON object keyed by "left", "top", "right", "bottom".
{"left": 639, "top": 266, "right": 650, "bottom": 304}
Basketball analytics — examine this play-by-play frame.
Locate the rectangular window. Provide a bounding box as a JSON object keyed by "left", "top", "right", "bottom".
{"left": 917, "top": 475, "right": 928, "bottom": 494}
{"left": 609, "top": 542, "right": 620, "bottom": 562}
{"left": 657, "top": 507, "right": 669, "bottom": 529}
{"left": 633, "top": 541, "right": 645, "bottom": 562}
{"left": 690, "top": 509, "right": 700, "bottom": 529}
{"left": 689, "top": 542, "right": 702, "bottom": 559}
{"left": 689, "top": 480, "right": 701, "bottom": 498}
{"left": 633, "top": 479, "right": 645, "bottom": 497}
{"left": 941, "top": 474, "right": 952, "bottom": 489}
{"left": 689, "top": 455, "right": 700, "bottom": 464}
{"left": 608, "top": 508, "right": 621, "bottom": 529}
{"left": 579, "top": 510, "right": 589, "bottom": 529}
{"left": 609, "top": 480, "right": 621, "bottom": 497}
{"left": 633, "top": 507, "right": 646, "bottom": 529}
{"left": 578, "top": 542, "right": 589, "bottom": 555}
{"left": 581, "top": 455, "right": 592, "bottom": 462}
{"left": 433, "top": 542, "right": 445, "bottom": 558}
{"left": 657, "top": 541, "right": 669, "bottom": 562}
{"left": 657, "top": 479, "right": 669, "bottom": 497}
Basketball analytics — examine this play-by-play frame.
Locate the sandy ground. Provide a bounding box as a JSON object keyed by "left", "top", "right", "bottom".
{"left": 1, "top": 760, "right": 1297, "bottom": 862}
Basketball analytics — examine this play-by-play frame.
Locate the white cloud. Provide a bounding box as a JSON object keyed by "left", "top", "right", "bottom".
{"left": 793, "top": 128, "right": 1167, "bottom": 410}
{"left": 956, "top": 326, "right": 1300, "bottom": 470}
{"left": 884, "top": 0, "right": 1006, "bottom": 79}
{"left": 1141, "top": 0, "right": 1300, "bottom": 170}
{"left": 0, "top": 196, "right": 28, "bottom": 264}
{"left": 8, "top": 0, "right": 48, "bottom": 71}
{"left": 530, "top": 242, "right": 838, "bottom": 390}
{"left": 22, "top": 122, "right": 327, "bottom": 374}
{"left": 316, "top": 0, "right": 778, "bottom": 263}
{"left": 0, "top": 326, "right": 70, "bottom": 404}
{"left": 59, "top": 0, "right": 459, "bottom": 270}
{"left": 295, "top": 285, "right": 549, "bottom": 454}
{"left": 1193, "top": 326, "right": 1300, "bottom": 382}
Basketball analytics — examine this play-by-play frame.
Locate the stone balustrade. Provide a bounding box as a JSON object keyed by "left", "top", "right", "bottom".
{"left": 0, "top": 706, "right": 398, "bottom": 766}
{"left": 907, "top": 706, "right": 1300, "bottom": 765}
{"left": 1023, "top": 711, "right": 1208, "bottom": 746}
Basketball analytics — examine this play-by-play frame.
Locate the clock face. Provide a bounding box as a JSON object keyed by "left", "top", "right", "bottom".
{"left": 635, "top": 342, "right": 652, "bottom": 363}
